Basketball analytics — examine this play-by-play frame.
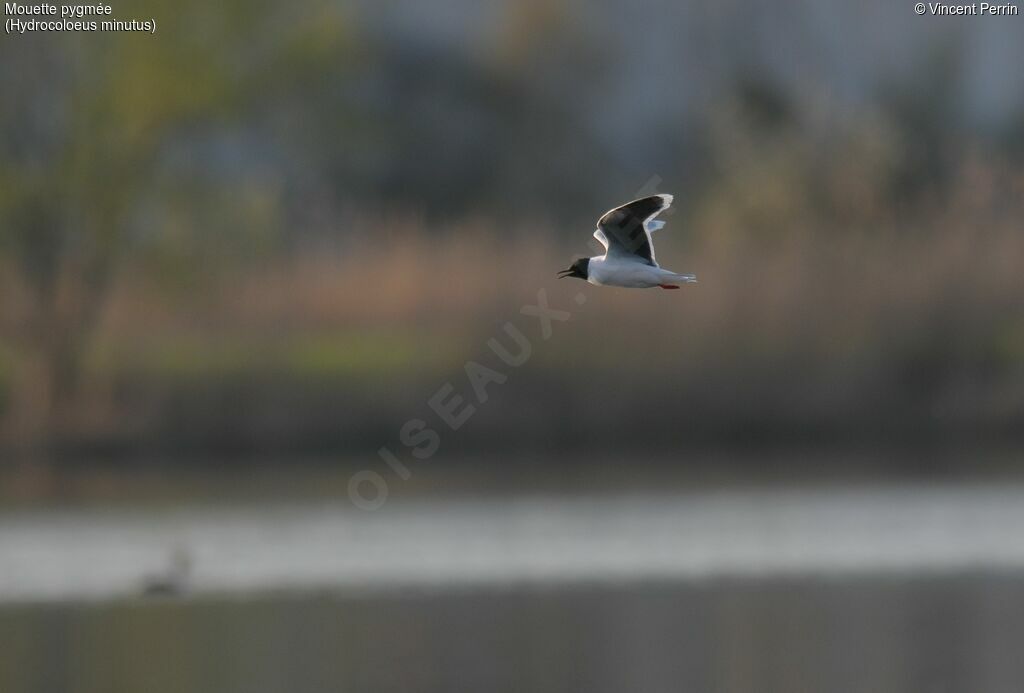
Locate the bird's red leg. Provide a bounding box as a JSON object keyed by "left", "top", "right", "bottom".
{"left": 659, "top": 284, "right": 680, "bottom": 290}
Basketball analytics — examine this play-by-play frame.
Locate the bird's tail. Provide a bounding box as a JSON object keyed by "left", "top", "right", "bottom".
{"left": 670, "top": 273, "right": 697, "bottom": 283}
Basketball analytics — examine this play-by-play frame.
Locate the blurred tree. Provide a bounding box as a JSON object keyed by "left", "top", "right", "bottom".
{"left": 0, "top": 0, "right": 354, "bottom": 470}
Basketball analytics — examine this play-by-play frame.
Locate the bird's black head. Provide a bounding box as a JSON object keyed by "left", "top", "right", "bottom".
{"left": 557, "top": 257, "right": 590, "bottom": 281}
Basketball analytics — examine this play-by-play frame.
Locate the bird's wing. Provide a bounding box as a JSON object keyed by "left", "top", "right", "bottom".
{"left": 594, "top": 194, "right": 673, "bottom": 266}
{"left": 592, "top": 219, "right": 662, "bottom": 251}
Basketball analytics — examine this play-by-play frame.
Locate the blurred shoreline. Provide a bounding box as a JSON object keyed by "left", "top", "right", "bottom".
{"left": 2, "top": 447, "right": 1023, "bottom": 508}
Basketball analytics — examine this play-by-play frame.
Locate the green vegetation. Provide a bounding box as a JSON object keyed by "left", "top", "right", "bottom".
{"left": 83, "top": 331, "right": 463, "bottom": 380}
{"left": 1, "top": 0, "right": 1023, "bottom": 469}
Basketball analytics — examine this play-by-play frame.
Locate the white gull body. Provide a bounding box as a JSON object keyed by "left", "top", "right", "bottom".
{"left": 559, "top": 194, "right": 697, "bottom": 289}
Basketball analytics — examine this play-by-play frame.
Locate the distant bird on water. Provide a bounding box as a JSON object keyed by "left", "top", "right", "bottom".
{"left": 558, "top": 194, "right": 697, "bottom": 289}
{"left": 141, "top": 545, "right": 192, "bottom": 597}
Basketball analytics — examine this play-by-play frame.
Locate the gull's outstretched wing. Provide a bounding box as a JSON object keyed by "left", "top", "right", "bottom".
{"left": 593, "top": 194, "right": 673, "bottom": 266}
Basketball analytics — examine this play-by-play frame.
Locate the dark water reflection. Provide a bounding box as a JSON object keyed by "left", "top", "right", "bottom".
{"left": 3, "top": 575, "right": 1024, "bottom": 693}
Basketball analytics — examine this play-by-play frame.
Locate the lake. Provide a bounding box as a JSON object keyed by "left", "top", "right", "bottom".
{"left": 3, "top": 483, "right": 1024, "bottom": 691}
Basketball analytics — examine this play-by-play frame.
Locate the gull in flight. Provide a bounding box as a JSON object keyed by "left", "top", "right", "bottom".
{"left": 558, "top": 194, "right": 697, "bottom": 289}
